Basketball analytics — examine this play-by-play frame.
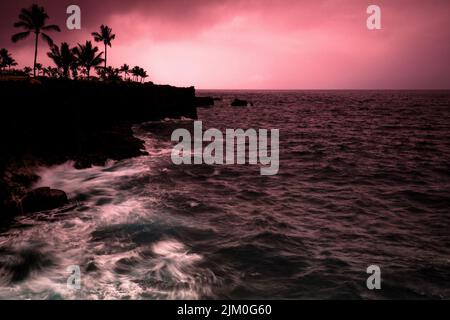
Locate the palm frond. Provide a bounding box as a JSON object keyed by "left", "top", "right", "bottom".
{"left": 13, "top": 21, "right": 32, "bottom": 29}
{"left": 92, "top": 52, "right": 104, "bottom": 66}
{"left": 19, "top": 9, "right": 33, "bottom": 22}
{"left": 11, "top": 31, "right": 31, "bottom": 43}
{"left": 41, "top": 33, "right": 54, "bottom": 46}
{"left": 18, "top": 14, "right": 33, "bottom": 26}
{"left": 92, "top": 25, "right": 116, "bottom": 47}
{"left": 13, "top": 3, "right": 60, "bottom": 61}
{"left": 42, "top": 24, "right": 61, "bottom": 32}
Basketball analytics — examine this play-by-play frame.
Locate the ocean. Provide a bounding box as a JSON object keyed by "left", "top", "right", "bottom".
{"left": 0, "top": 90, "right": 449, "bottom": 299}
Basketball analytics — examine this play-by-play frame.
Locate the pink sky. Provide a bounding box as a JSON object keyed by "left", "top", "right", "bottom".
{"left": 1, "top": 0, "right": 450, "bottom": 89}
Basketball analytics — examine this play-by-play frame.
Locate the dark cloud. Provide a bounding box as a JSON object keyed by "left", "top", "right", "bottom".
{"left": 0, "top": 0, "right": 233, "bottom": 47}
{"left": 1, "top": 0, "right": 449, "bottom": 88}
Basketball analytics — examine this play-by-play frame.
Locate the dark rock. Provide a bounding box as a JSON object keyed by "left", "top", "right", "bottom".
{"left": 231, "top": 98, "right": 248, "bottom": 107}
{"left": 0, "top": 181, "right": 17, "bottom": 226}
{"left": 195, "top": 96, "right": 215, "bottom": 107}
{"left": 0, "top": 79, "right": 198, "bottom": 223}
{"left": 85, "top": 260, "right": 99, "bottom": 272}
{"left": 21, "top": 187, "right": 69, "bottom": 213}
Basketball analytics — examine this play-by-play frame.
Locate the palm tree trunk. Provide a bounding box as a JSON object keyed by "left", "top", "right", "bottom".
{"left": 104, "top": 44, "right": 107, "bottom": 69}
{"left": 33, "top": 32, "right": 39, "bottom": 77}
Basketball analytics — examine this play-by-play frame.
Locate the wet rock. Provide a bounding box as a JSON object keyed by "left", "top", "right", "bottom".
{"left": 85, "top": 260, "right": 99, "bottom": 272}
{"left": 231, "top": 98, "right": 248, "bottom": 107}
{"left": 195, "top": 96, "right": 215, "bottom": 107}
{"left": 0, "top": 79, "right": 198, "bottom": 223}
{"left": 21, "top": 187, "right": 69, "bottom": 213}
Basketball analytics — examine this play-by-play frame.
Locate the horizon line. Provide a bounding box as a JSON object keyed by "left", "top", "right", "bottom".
{"left": 196, "top": 88, "right": 450, "bottom": 91}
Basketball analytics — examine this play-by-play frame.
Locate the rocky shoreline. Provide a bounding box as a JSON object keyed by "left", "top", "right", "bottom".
{"left": 0, "top": 78, "right": 197, "bottom": 224}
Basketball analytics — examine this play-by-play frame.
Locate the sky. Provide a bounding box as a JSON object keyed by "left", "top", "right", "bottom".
{"left": 0, "top": 0, "right": 449, "bottom": 89}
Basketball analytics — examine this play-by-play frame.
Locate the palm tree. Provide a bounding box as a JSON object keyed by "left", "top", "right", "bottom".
{"left": 0, "top": 48, "right": 18, "bottom": 71}
{"left": 47, "top": 42, "right": 75, "bottom": 78}
{"left": 95, "top": 66, "right": 106, "bottom": 79}
{"left": 70, "top": 63, "right": 79, "bottom": 80}
{"left": 139, "top": 68, "right": 148, "bottom": 83}
{"left": 131, "top": 66, "right": 141, "bottom": 82}
{"left": 96, "top": 66, "right": 121, "bottom": 81}
{"left": 0, "top": 48, "right": 12, "bottom": 72}
{"left": 23, "top": 66, "right": 33, "bottom": 76}
{"left": 11, "top": 4, "right": 61, "bottom": 77}
{"left": 73, "top": 41, "right": 104, "bottom": 79}
{"left": 35, "top": 63, "right": 43, "bottom": 76}
{"left": 80, "top": 68, "right": 89, "bottom": 79}
{"left": 42, "top": 66, "right": 52, "bottom": 77}
{"left": 119, "top": 64, "right": 130, "bottom": 80}
{"left": 6, "top": 58, "right": 18, "bottom": 70}
{"left": 49, "top": 67, "right": 60, "bottom": 78}
{"left": 92, "top": 25, "right": 115, "bottom": 69}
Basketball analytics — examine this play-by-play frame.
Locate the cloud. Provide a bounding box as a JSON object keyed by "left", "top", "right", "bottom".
{"left": 1, "top": 0, "right": 449, "bottom": 88}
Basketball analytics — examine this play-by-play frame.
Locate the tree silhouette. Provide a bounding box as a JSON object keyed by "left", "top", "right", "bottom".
{"left": 92, "top": 25, "right": 115, "bottom": 69}
{"left": 96, "top": 66, "right": 121, "bottom": 81}
{"left": 129, "top": 66, "right": 149, "bottom": 83}
{"left": 11, "top": 4, "right": 61, "bottom": 77}
{"left": 42, "top": 66, "right": 51, "bottom": 77}
{"left": 120, "top": 64, "right": 130, "bottom": 81}
{"left": 73, "top": 41, "right": 104, "bottom": 79}
{"left": 6, "top": 58, "right": 18, "bottom": 70}
{"left": 70, "top": 63, "right": 79, "bottom": 80}
{"left": 35, "top": 63, "right": 43, "bottom": 76}
{"left": 48, "top": 66, "right": 60, "bottom": 78}
{"left": 138, "top": 68, "right": 148, "bottom": 83}
{"left": 131, "top": 66, "right": 141, "bottom": 82}
{"left": 0, "top": 48, "right": 16, "bottom": 72}
{"left": 0, "top": 50, "right": 4, "bottom": 72}
{"left": 23, "top": 66, "right": 33, "bottom": 76}
{"left": 48, "top": 42, "right": 75, "bottom": 78}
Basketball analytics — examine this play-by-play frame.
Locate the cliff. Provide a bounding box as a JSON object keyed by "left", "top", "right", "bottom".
{"left": 0, "top": 78, "right": 197, "bottom": 222}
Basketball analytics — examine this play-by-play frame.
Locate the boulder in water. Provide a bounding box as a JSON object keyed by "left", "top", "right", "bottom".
{"left": 231, "top": 98, "right": 248, "bottom": 107}
{"left": 195, "top": 96, "right": 215, "bottom": 108}
{"left": 21, "top": 187, "right": 68, "bottom": 213}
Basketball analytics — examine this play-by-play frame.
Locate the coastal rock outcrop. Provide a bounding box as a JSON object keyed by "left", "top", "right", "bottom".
{"left": 231, "top": 98, "right": 248, "bottom": 107}
{"left": 195, "top": 96, "right": 215, "bottom": 108}
{"left": 21, "top": 187, "right": 69, "bottom": 213}
{"left": 0, "top": 78, "right": 198, "bottom": 222}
